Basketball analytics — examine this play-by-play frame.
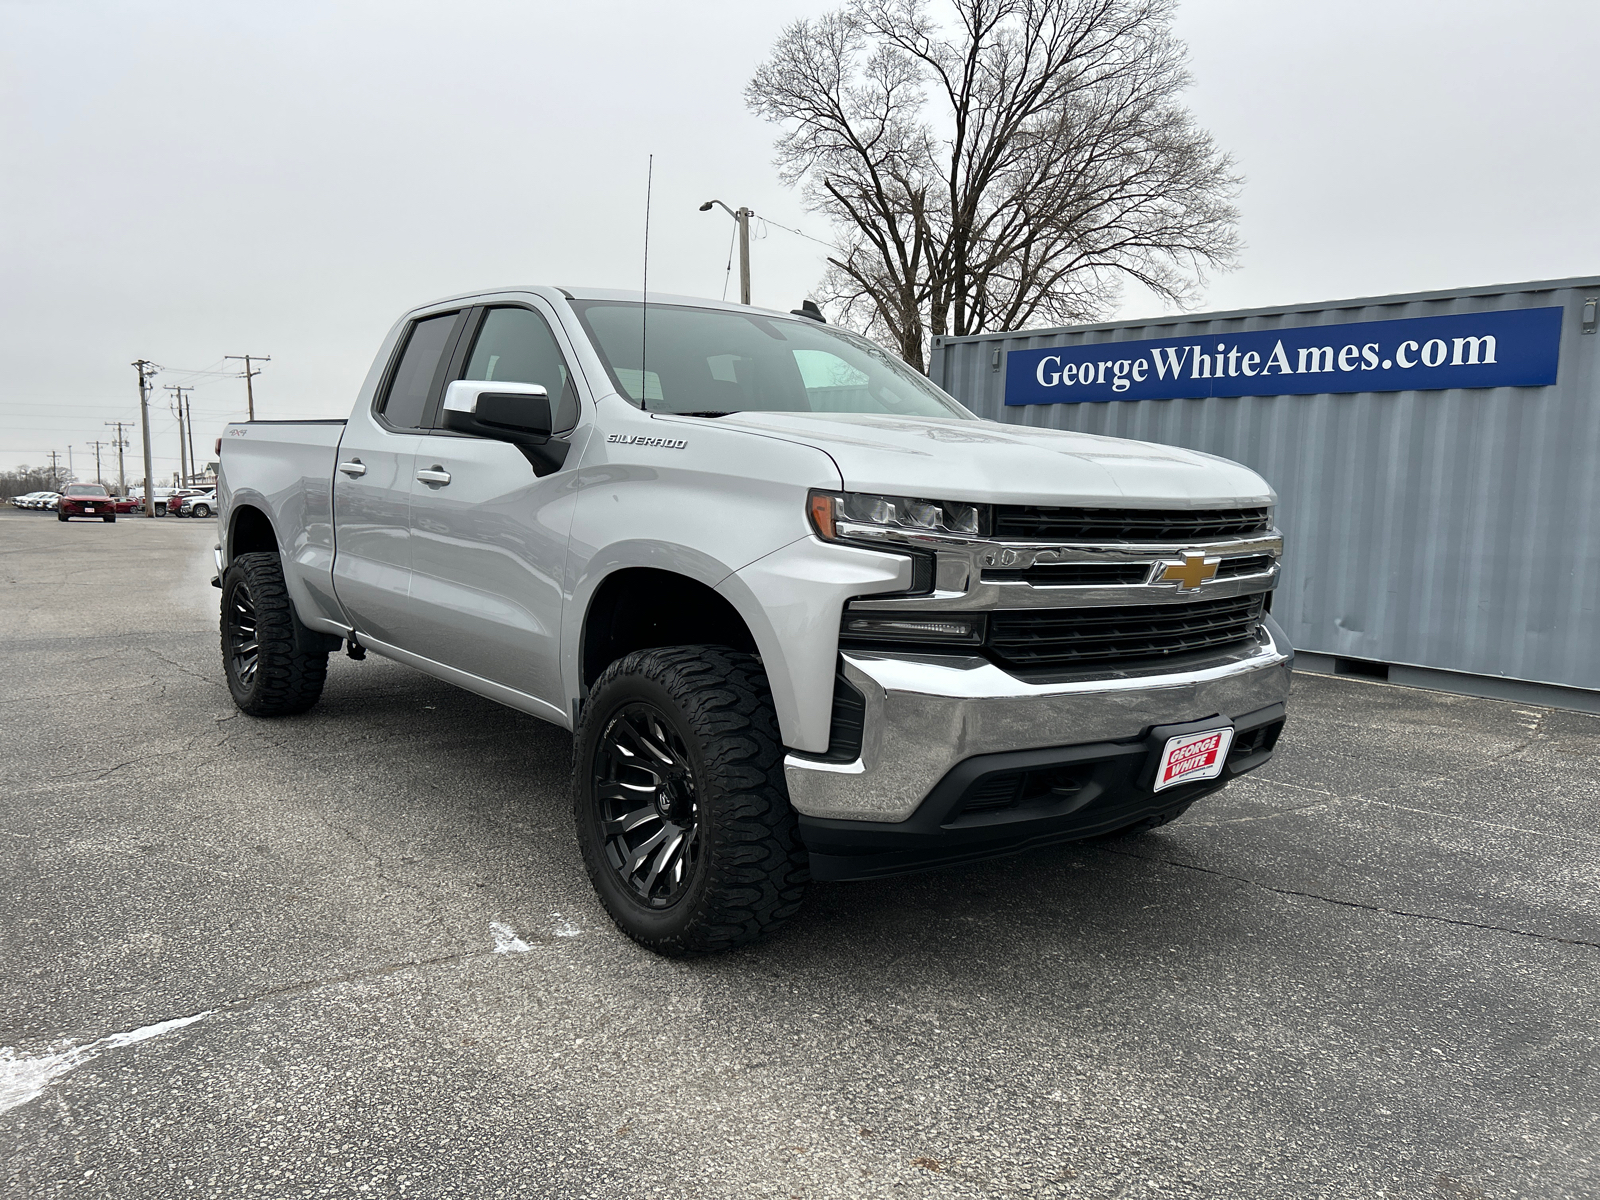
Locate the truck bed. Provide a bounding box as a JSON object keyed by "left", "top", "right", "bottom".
{"left": 217, "top": 419, "right": 348, "bottom": 633}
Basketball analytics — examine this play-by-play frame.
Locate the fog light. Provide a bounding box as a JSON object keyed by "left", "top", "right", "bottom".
{"left": 840, "top": 614, "right": 984, "bottom": 644}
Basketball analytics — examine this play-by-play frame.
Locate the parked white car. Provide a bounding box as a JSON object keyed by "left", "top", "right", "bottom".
{"left": 177, "top": 490, "right": 217, "bottom": 518}
{"left": 128, "top": 486, "right": 179, "bottom": 516}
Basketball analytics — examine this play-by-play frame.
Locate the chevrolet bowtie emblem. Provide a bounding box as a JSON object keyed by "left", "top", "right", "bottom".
{"left": 1153, "top": 550, "right": 1221, "bottom": 591}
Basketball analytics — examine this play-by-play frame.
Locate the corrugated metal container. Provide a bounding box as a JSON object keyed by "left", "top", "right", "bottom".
{"left": 930, "top": 276, "right": 1600, "bottom": 707}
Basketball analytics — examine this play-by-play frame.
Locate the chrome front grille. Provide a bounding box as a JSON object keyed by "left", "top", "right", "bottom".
{"left": 838, "top": 504, "right": 1282, "bottom": 671}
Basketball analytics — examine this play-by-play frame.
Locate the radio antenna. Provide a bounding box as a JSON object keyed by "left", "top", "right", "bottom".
{"left": 640, "top": 154, "right": 653, "bottom": 412}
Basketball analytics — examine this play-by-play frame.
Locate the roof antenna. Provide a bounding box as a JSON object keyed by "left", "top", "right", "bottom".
{"left": 640, "top": 154, "right": 653, "bottom": 412}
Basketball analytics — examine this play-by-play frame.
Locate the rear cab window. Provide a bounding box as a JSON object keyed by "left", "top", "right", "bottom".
{"left": 378, "top": 312, "right": 464, "bottom": 431}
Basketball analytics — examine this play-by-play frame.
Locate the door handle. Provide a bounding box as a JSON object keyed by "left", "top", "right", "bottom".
{"left": 337, "top": 460, "right": 366, "bottom": 477}
{"left": 416, "top": 467, "right": 451, "bottom": 485}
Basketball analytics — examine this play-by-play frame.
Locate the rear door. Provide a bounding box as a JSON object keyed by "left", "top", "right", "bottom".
{"left": 404, "top": 301, "right": 585, "bottom": 710}
{"left": 331, "top": 308, "right": 466, "bottom": 648}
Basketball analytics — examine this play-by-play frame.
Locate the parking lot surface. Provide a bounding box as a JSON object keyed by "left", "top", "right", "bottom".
{"left": 1, "top": 506, "right": 1596, "bottom": 1199}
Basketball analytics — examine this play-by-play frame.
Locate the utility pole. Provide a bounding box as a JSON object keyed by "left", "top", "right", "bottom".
{"left": 133, "top": 360, "right": 158, "bottom": 517}
{"left": 88, "top": 440, "right": 108, "bottom": 487}
{"left": 104, "top": 422, "right": 131, "bottom": 496}
{"left": 46, "top": 450, "right": 62, "bottom": 488}
{"left": 225, "top": 354, "right": 270, "bottom": 421}
{"left": 698, "top": 200, "right": 753, "bottom": 304}
{"left": 165, "top": 384, "right": 193, "bottom": 484}
{"left": 184, "top": 395, "right": 198, "bottom": 482}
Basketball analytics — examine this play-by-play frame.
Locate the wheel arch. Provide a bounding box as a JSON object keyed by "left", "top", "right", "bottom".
{"left": 227, "top": 502, "right": 279, "bottom": 561}
{"left": 578, "top": 566, "right": 759, "bottom": 695}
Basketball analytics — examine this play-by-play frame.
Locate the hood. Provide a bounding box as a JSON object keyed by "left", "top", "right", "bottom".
{"left": 680, "top": 412, "right": 1273, "bottom": 509}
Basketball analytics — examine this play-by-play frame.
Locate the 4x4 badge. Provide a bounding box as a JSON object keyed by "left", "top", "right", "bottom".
{"left": 1150, "top": 550, "right": 1221, "bottom": 591}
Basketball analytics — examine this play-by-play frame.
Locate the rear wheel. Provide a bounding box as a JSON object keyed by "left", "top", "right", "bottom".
{"left": 221, "top": 551, "right": 331, "bottom": 716}
{"left": 573, "top": 646, "right": 809, "bottom": 956}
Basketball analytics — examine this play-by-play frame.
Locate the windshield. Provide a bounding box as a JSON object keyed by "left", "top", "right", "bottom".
{"left": 571, "top": 302, "right": 973, "bottom": 419}
{"left": 65, "top": 485, "right": 108, "bottom": 497}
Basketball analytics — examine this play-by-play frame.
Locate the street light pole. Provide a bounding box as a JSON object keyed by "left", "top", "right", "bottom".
{"left": 698, "top": 199, "right": 754, "bottom": 305}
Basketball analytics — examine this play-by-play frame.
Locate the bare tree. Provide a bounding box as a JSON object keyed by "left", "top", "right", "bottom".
{"left": 747, "top": 0, "right": 1241, "bottom": 371}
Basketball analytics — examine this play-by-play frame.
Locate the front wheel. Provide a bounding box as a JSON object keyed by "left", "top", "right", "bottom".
{"left": 220, "top": 551, "right": 331, "bottom": 716}
{"left": 191, "top": 504, "right": 211, "bottom": 518}
{"left": 103, "top": 515, "right": 115, "bottom": 523}
{"left": 573, "top": 646, "right": 809, "bottom": 956}
{"left": 57, "top": 513, "right": 67, "bottom": 522}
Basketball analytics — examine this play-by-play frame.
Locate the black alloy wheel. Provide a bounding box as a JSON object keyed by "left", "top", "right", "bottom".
{"left": 224, "top": 577, "right": 260, "bottom": 690}
{"left": 592, "top": 702, "right": 702, "bottom": 908}
{"left": 219, "top": 551, "right": 333, "bottom": 716}
{"left": 573, "top": 646, "right": 810, "bottom": 956}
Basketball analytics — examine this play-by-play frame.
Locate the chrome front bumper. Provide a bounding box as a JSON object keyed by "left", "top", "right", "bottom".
{"left": 783, "top": 618, "right": 1294, "bottom": 823}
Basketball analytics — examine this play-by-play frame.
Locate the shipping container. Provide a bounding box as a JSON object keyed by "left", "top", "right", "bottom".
{"left": 930, "top": 276, "right": 1600, "bottom": 711}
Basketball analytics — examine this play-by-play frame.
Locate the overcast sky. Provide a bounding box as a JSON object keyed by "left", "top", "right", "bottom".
{"left": 3, "top": 0, "right": 1596, "bottom": 481}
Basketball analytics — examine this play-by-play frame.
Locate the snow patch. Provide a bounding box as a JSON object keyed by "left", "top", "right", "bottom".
{"left": 489, "top": 921, "right": 532, "bottom": 953}
{"left": 552, "top": 913, "right": 581, "bottom": 938}
{"left": 0, "top": 1010, "right": 211, "bottom": 1114}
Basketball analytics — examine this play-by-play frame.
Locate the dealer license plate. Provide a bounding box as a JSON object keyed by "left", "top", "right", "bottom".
{"left": 1153, "top": 727, "right": 1233, "bottom": 792}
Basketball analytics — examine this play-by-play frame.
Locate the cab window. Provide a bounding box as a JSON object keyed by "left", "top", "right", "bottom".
{"left": 380, "top": 312, "right": 461, "bottom": 430}
{"left": 461, "top": 306, "right": 579, "bottom": 432}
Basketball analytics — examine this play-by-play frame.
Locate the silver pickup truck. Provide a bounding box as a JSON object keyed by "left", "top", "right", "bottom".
{"left": 215, "top": 286, "right": 1292, "bottom": 955}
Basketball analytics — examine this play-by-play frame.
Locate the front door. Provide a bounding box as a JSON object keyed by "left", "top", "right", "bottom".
{"left": 405, "top": 302, "right": 584, "bottom": 709}
{"left": 331, "top": 308, "right": 464, "bottom": 648}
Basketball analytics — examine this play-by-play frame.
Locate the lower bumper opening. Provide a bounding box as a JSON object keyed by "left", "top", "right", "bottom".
{"left": 800, "top": 703, "right": 1284, "bottom": 882}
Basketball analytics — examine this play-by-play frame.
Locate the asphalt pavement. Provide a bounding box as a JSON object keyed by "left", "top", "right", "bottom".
{"left": 1, "top": 505, "right": 1595, "bottom": 1199}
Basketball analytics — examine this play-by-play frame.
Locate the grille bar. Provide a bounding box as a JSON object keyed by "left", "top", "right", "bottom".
{"left": 993, "top": 506, "right": 1272, "bottom": 542}
{"left": 1215, "top": 553, "right": 1277, "bottom": 579}
{"left": 987, "top": 595, "right": 1265, "bottom": 669}
{"left": 982, "top": 562, "right": 1149, "bottom": 586}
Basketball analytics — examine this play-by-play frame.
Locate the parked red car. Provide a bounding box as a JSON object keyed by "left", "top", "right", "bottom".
{"left": 57, "top": 484, "right": 116, "bottom": 522}
{"left": 111, "top": 496, "right": 141, "bottom": 514}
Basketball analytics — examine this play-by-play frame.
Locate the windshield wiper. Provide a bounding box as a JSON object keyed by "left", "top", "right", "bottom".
{"left": 676, "top": 410, "right": 738, "bottom": 418}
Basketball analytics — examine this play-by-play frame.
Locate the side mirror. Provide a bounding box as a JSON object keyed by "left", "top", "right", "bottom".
{"left": 441, "top": 380, "right": 553, "bottom": 445}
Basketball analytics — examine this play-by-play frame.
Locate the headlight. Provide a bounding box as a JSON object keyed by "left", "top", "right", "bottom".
{"left": 808, "top": 490, "right": 983, "bottom": 541}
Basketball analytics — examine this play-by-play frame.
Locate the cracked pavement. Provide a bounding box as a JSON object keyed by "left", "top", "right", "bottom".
{"left": 1, "top": 507, "right": 1596, "bottom": 1199}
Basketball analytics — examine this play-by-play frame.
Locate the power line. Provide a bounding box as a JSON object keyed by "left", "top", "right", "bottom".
{"left": 754, "top": 214, "right": 836, "bottom": 249}
{"left": 720, "top": 221, "right": 738, "bottom": 302}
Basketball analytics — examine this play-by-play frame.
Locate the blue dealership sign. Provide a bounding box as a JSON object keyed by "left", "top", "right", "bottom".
{"left": 1004, "top": 307, "right": 1563, "bottom": 405}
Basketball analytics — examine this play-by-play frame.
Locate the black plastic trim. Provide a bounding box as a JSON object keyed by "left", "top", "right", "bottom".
{"left": 799, "top": 701, "right": 1287, "bottom": 881}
